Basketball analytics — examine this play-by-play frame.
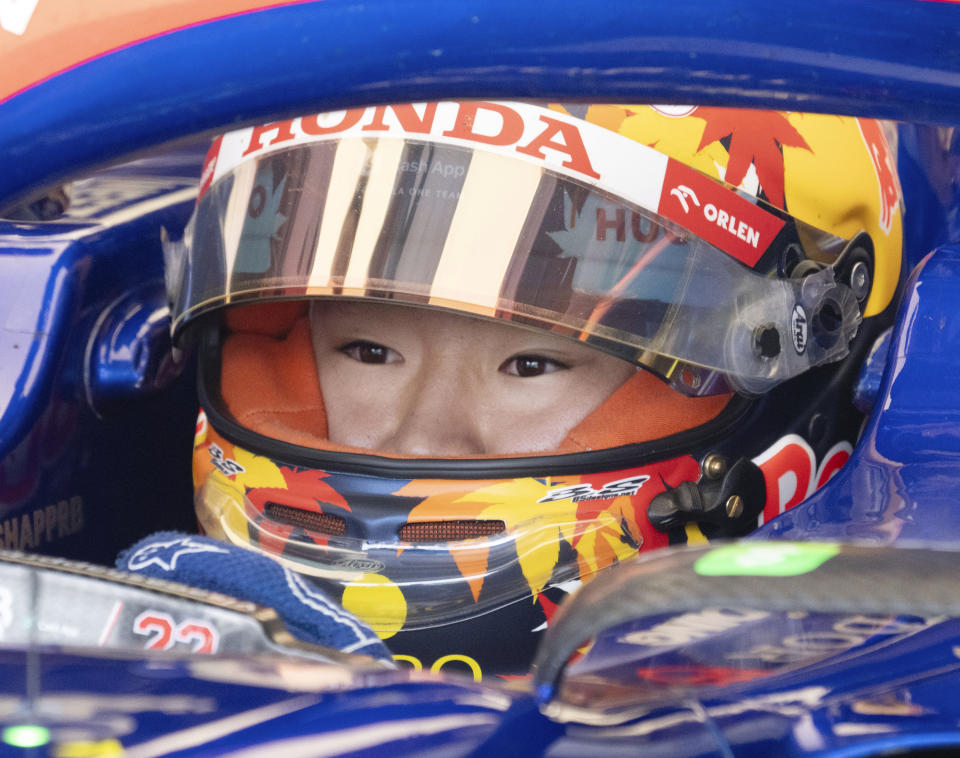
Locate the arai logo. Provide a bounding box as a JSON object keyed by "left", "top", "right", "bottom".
{"left": 791, "top": 304, "right": 808, "bottom": 354}
{"left": 334, "top": 558, "right": 385, "bottom": 572}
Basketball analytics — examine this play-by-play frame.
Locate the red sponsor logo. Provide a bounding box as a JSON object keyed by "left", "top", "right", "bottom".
{"left": 657, "top": 159, "right": 785, "bottom": 267}
{"left": 754, "top": 436, "right": 852, "bottom": 524}
{"left": 857, "top": 118, "right": 901, "bottom": 234}
{"left": 239, "top": 102, "right": 601, "bottom": 181}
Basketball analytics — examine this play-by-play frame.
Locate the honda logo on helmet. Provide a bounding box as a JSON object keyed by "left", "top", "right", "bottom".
{"left": 236, "top": 102, "right": 602, "bottom": 180}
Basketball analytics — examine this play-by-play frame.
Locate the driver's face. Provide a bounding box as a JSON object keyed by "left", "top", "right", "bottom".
{"left": 310, "top": 301, "right": 636, "bottom": 456}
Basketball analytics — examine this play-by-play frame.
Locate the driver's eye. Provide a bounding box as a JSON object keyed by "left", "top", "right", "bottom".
{"left": 500, "top": 355, "right": 566, "bottom": 378}
{"left": 340, "top": 340, "right": 400, "bottom": 365}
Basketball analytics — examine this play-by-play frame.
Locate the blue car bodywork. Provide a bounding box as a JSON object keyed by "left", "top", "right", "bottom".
{"left": 3, "top": 1, "right": 960, "bottom": 755}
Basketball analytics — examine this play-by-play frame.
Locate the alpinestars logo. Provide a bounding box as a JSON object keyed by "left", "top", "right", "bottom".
{"left": 538, "top": 474, "right": 651, "bottom": 503}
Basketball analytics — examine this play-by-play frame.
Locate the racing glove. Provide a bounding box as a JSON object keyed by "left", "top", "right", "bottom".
{"left": 117, "top": 531, "right": 391, "bottom": 660}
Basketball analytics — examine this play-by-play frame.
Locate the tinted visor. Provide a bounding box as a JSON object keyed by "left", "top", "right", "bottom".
{"left": 168, "top": 137, "right": 858, "bottom": 395}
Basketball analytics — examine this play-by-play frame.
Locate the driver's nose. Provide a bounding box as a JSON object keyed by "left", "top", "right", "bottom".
{"left": 380, "top": 356, "right": 488, "bottom": 457}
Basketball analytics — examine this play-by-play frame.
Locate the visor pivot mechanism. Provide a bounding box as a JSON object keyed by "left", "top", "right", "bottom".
{"left": 849, "top": 261, "right": 871, "bottom": 302}
{"left": 646, "top": 458, "right": 765, "bottom": 536}
{"left": 754, "top": 324, "right": 782, "bottom": 359}
{"left": 835, "top": 231, "right": 874, "bottom": 304}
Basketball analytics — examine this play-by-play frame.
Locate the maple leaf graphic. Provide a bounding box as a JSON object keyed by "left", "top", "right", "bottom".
{"left": 278, "top": 467, "right": 350, "bottom": 511}
{"left": 398, "top": 478, "right": 581, "bottom": 602}
{"left": 693, "top": 108, "right": 811, "bottom": 209}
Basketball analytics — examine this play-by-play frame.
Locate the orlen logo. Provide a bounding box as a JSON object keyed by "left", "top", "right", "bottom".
{"left": 659, "top": 159, "right": 785, "bottom": 268}
{"left": 670, "top": 185, "right": 700, "bottom": 214}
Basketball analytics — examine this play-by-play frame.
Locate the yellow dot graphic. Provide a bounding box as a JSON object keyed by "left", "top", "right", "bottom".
{"left": 341, "top": 573, "right": 408, "bottom": 639}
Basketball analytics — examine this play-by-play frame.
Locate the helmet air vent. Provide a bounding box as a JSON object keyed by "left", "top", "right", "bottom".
{"left": 265, "top": 502, "right": 347, "bottom": 536}
{"left": 399, "top": 520, "right": 506, "bottom": 542}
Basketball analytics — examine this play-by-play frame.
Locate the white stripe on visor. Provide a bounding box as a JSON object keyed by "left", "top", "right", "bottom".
{"left": 222, "top": 159, "right": 258, "bottom": 299}
{"left": 344, "top": 138, "right": 405, "bottom": 290}
{"left": 431, "top": 149, "right": 544, "bottom": 313}
{"left": 310, "top": 139, "right": 369, "bottom": 288}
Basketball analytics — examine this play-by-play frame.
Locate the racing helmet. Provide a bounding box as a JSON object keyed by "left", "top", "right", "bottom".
{"left": 165, "top": 102, "right": 903, "bottom": 678}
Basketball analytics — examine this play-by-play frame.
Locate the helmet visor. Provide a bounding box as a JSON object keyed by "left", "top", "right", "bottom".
{"left": 168, "top": 126, "right": 857, "bottom": 395}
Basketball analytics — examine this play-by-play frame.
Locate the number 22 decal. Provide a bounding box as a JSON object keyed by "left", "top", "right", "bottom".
{"left": 133, "top": 611, "right": 219, "bottom": 654}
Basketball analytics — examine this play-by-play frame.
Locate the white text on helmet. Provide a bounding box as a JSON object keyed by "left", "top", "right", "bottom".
{"left": 702, "top": 202, "right": 761, "bottom": 248}
{"left": 538, "top": 474, "right": 650, "bottom": 503}
{"left": 239, "top": 102, "right": 601, "bottom": 180}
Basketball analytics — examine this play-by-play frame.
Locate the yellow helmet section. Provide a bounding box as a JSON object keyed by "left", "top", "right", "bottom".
{"left": 575, "top": 105, "right": 903, "bottom": 318}
{"left": 783, "top": 113, "right": 902, "bottom": 317}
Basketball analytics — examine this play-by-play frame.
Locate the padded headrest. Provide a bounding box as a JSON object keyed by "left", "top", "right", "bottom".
{"left": 224, "top": 300, "right": 307, "bottom": 337}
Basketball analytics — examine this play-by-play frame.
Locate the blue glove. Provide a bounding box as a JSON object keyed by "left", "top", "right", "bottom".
{"left": 117, "top": 531, "right": 391, "bottom": 660}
